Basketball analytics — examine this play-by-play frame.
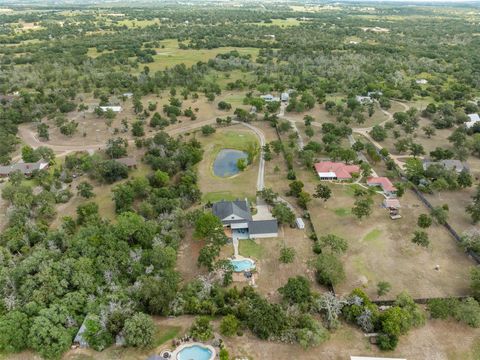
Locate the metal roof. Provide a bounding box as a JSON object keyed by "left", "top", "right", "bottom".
{"left": 248, "top": 219, "right": 278, "bottom": 235}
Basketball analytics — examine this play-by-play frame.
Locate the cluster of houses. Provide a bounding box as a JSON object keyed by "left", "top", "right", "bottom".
{"left": 314, "top": 161, "right": 401, "bottom": 219}
{"left": 260, "top": 92, "right": 290, "bottom": 103}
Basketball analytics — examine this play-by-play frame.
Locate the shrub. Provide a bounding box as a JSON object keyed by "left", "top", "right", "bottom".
{"left": 412, "top": 230, "right": 429, "bottom": 247}
{"left": 377, "top": 334, "right": 398, "bottom": 351}
{"left": 279, "top": 247, "right": 296, "bottom": 263}
{"left": 315, "top": 253, "right": 345, "bottom": 286}
{"left": 220, "top": 315, "right": 240, "bottom": 337}
{"left": 190, "top": 316, "right": 214, "bottom": 341}
{"left": 427, "top": 298, "right": 455, "bottom": 319}
{"left": 453, "top": 297, "right": 480, "bottom": 328}
{"left": 124, "top": 313, "right": 155, "bottom": 348}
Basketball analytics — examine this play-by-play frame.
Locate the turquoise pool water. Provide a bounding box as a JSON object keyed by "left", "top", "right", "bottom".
{"left": 213, "top": 149, "right": 248, "bottom": 177}
{"left": 177, "top": 345, "right": 212, "bottom": 360}
{"left": 230, "top": 259, "right": 255, "bottom": 272}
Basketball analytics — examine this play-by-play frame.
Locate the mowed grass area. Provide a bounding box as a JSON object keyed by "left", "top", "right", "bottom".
{"left": 154, "top": 326, "right": 182, "bottom": 347}
{"left": 305, "top": 179, "right": 475, "bottom": 299}
{"left": 147, "top": 39, "right": 259, "bottom": 72}
{"left": 205, "top": 70, "right": 256, "bottom": 91}
{"left": 239, "top": 239, "right": 265, "bottom": 259}
{"left": 197, "top": 126, "right": 259, "bottom": 203}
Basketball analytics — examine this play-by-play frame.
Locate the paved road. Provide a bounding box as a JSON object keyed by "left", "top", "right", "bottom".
{"left": 238, "top": 121, "right": 266, "bottom": 191}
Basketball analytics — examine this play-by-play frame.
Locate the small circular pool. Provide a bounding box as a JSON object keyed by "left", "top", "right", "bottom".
{"left": 213, "top": 149, "right": 248, "bottom": 177}
{"left": 175, "top": 344, "right": 214, "bottom": 360}
{"left": 230, "top": 258, "right": 255, "bottom": 272}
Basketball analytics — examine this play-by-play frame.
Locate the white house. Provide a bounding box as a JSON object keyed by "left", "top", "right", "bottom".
{"left": 416, "top": 79, "right": 428, "bottom": 84}
{"left": 356, "top": 95, "right": 373, "bottom": 104}
{"left": 260, "top": 94, "right": 280, "bottom": 102}
{"left": 100, "top": 106, "right": 122, "bottom": 113}
{"left": 466, "top": 113, "right": 480, "bottom": 128}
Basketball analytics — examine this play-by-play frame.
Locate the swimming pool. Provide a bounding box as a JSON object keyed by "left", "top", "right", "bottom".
{"left": 230, "top": 258, "right": 255, "bottom": 272}
{"left": 212, "top": 149, "right": 248, "bottom": 177}
{"left": 176, "top": 344, "right": 213, "bottom": 360}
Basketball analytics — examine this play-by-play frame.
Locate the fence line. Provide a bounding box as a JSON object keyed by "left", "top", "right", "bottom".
{"left": 372, "top": 295, "right": 470, "bottom": 306}
{"left": 273, "top": 123, "right": 337, "bottom": 295}
{"left": 361, "top": 133, "right": 480, "bottom": 265}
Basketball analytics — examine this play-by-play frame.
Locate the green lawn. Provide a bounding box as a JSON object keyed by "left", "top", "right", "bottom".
{"left": 141, "top": 39, "right": 259, "bottom": 72}
{"left": 333, "top": 207, "right": 351, "bottom": 217}
{"left": 203, "top": 191, "right": 255, "bottom": 204}
{"left": 363, "top": 229, "right": 382, "bottom": 242}
{"left": 154, "top": 325, "right": 182, "bottom": 346}
{"left": 250, "top": 18, "right": 302, "bottom": 27}
{"left": 239, "top": 239, "right": 265, "bottom": 259}
{"left": 343, "top": 183, "right": 364, "bottom": 197}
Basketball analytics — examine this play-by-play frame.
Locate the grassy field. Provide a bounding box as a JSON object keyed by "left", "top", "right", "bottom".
{"left": 238, "top": 239, "right": 265, "bottom": 259}
{"left": 116, "top": 18, "right": 160, "bottom": 28}
{"left": 146, "top": 39, "right": 259, "bottom": 72}
{"left": 273, "top": 119, "right": 475, "bottom": 300}
{"left": 197, "top": 126, "right": 260, "bottom": 203}
{"left": 308, "top": 181, "right": 474, "bottom": 299}
{"left": 205, "top": 70, "right": 255, "bottom": 91}
{"left": 250, "top": 18, "right": 303, "bottom": 27}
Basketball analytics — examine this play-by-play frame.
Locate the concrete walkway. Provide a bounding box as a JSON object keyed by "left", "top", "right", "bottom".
{"left": 233, "top": 236, "right": 239, "bottom": 257}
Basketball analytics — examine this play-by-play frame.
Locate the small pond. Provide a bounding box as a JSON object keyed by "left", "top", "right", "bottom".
{"left": 230, "top": 258, "right": 255, "bottom": 272}
{"left": 213, "top": 149, "right": 248, "bottom": 177}
{"left": 176, "top": 344, "right": 213, "bottom": 360}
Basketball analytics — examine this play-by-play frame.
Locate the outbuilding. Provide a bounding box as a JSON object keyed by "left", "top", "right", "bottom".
{"left": 100, "top": 106, "right": 122, "bottom": 113}
{"left": 295, "top": 217, "right": 305, "bottom": 229}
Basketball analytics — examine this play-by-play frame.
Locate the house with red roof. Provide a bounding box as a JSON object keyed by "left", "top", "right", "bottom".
{"left": 314, "top": 161, "right": 360, "bottom": 181}
{"left": 367, "top": 177, "right": 397, "bottom": 196}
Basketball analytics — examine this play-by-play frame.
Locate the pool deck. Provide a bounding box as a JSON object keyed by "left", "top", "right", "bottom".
{"left": 171, "top": 342, "right": 216, "bottom": 360}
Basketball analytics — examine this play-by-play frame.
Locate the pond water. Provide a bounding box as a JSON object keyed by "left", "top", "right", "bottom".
{"left": 176, "top": 344, "right": 213, "bottom": 360}
{"left": 213, "top": 149, "right": 248, "bottom": 177}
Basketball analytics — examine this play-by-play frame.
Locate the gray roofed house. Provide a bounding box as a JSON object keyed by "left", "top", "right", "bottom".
{"left": 0, "top": 159, "right": 49, "bottom": 177}
{"left": 212, "top": 199, "right": 277, "bottom": 239}
{"left": 423, "top": 159, "right": 469, "bottom": 173}
{"left": 248, "top": 220, "right": 278, "bottom": 238}
{"left": 212, "top": 199, "right": 252, "bottom": 225}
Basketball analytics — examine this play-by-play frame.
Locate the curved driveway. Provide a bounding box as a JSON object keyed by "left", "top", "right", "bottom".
{"left": 17, "top": 118, "right": 267, "bottom": 191}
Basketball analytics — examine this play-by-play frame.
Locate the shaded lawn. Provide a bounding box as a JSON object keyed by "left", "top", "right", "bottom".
{"left": 154, "top": 326, "right": 182, "bottom": 347}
